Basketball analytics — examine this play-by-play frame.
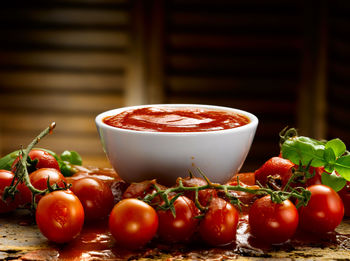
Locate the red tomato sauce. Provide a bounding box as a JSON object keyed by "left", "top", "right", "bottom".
{"left": 103, "top": 107, "right": 250, "bottom": 132}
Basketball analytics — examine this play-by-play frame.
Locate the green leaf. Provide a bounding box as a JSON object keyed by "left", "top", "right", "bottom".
{"left": 281, "top": 136, "right": 325, "bottom": 167}
{"left": 325, "top": 138, "right": 346, "bottom": 158}
{"left": 58, "top": 162, "right": 76, "bottom": 177}
{"left": 335, "top": 155, "right": 350, "bottom": 181}
{"left": 321, "top": 171, "right": 347, "bottom": 192}
{"left": 60, "top": 151, "right": 82, "bottom": 165}
{"left": 324, "top": 147, "right": 336, "bottom": 163}
{"left": 0, "top": 150, "right": 20, "bottom": 170}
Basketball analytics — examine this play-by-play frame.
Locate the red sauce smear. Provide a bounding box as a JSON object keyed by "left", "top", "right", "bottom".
{"left": 103, "top": 107, "right": 250, "bottom": 132}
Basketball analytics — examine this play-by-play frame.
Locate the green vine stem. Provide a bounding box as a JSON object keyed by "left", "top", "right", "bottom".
{"left": 3, "top": 122, "right": 69, "bottom": 210}
{"left": 143, "top": 171, "right": 311, "bottom": 213}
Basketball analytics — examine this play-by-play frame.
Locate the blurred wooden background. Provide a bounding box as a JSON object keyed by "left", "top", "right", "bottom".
{"left": 0, "top": 0, "right": 349, "bottom": 171}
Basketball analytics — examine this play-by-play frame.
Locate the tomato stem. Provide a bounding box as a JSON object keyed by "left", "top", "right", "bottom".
{"left": 3, "top": 123, "right": 69, "bottom": 210}
{"left": 142, "top": 174, "right": 311, "bottom": 213}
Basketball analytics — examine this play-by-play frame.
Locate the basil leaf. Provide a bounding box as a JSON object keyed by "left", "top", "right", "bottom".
{"left": 60, "top": 151, "right": 82, "bottom": 165}
{"left": 281, "top": 137, "right": 325, "bottom": 167}
{"left": 321, "top": 171, "right": 346, "bottom": 192}
{"left": 325, "top": 138, "right": 346, "bottom": 158}
{"left": 335, "top": 155, "right": 350, "bottom": 181}
{"left": 0, "top": 150, "right": 20, "bottom": 170}
{"left": 58, "top": 162, "right": 77, "bottom": 177}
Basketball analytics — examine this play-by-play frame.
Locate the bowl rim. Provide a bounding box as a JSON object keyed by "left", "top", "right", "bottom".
{"left": 95, "top": 104, "right": 258, "bottom": 136}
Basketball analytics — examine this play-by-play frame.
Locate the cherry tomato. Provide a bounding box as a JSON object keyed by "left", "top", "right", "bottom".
{"left": 338, "top": 181, "right": 350, "bottom": 217}
{"left": 255, "top": 157, "right": 294, "bottom": 188}
{"left": 0, "top": 170, "right": 20, "bottom": 213}
{"left": 71, "top": 177, "right": 114, "bottom": 220}
{"left": 11, "top": 149, "right": 60, "bottom": 173}
{"left": 36, "top": 190, "right": 84, "bottom": 243}
{"left": 122, "top": 180, "right": 166, "bottom": 205}
{"left": 109, "top": 198, "right": 158, "bottom": 249}
{"left": 157, "top": 196, "right": 199, "bottom": 243}
{"left": 19, "top": 168, "right": 67, "bottom": 205}
{"left": 179, "top": 177, "right": 217, "bottom": 207}
{"left": 229, "top": 172, "right": 256, "bottom": 186}
{"left": 299, "top": 185, "right": 344, "bottom": 234}
{"left": 249, "top": 195, "right": 298, "bottom": 244}
{"left": 199, "top": 197, "right": 239, "bottom": 246}
{"left": 28, "top": 149, "right": 60, "bottom": 170}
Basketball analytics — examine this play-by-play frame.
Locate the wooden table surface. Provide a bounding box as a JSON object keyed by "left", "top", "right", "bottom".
{"left": 1, "top": 209, "right": 350, "bottom": 261}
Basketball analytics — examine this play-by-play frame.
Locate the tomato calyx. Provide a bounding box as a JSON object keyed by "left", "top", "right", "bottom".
{"left": 2, "top": 122, "right": 71, "bottom": 211}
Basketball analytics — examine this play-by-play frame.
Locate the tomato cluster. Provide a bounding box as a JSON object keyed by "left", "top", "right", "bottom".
{"left": 252, "top": 156, "right": 345, "bottom": 244}
{"left": 1, "top": 149, "right": 349, "bottom": 249}
{"left": 0, "top": 149, "right": 115, "bottom": 243}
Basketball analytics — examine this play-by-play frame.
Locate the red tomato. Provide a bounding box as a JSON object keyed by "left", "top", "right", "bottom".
{"left": 122, "top": 180, "right": 166, "bottom": 205}
{"left": 36, "top": 190, "right": 84, "bottom": 243}
{"left": 17, "top": 182, "right": 33, "bottom": 207}
{"left": 249, "top": 195, "right": 298, "bottom": 244}
{"left": 11, "top": 149, "right": 60, "bottom": 173}
{"left": 109, "top": 198, "right": 158, "bottom": 249}
{"left": 28, "top": 149, "right": 60, "bottom": 170}
{"left": 19, "top": 168, "right": 67, "bottom": 205}
{"left": 199, "top": 197, "right": 239, "bottom": 246}
{"left": 157, "top": 196, "right": 199, "bottom": 243}
{"left": 298, "top": 185, "right": 344, "bottom": 234}
{"left": 255, "top": 157, "right": 294, "bottom": 188}
{"left": 0, "top": 170, "right": 20, "bottom": 213}
{"left": 229, "top": 172, "right": 256, "bottom": 186}
{"left": 338, "top": 181, "right": 350, "bottom": 217}
{"left": 71, "top": 177, "right": 115, "bottom": 220}
{"left": 179, "top": 177, "right": 217, "bottom": 207}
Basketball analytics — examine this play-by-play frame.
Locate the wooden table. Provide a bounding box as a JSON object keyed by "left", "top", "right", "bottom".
{"left": 1, "top": 209, "right": 350, "bottom": 260}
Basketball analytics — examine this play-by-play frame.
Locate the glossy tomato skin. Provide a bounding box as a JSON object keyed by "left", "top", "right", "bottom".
{"left": 299, "top": 185, "right": 344, "bottom": 234}
{"left": 109, "top": 198, "right": 158, "bottom": 249}
{"left": 71, "top": 177, "right": 114, "bottom": 220}
{"left": 28, "top": 149, "right": 60, "bottom": 171}
{"left": 199, "top": 197, "right": 239, "bottom": 246}
{"left": 11, "top": 150, "right": 60, "bottom": 173}
{"left": 249, "top": 195, "right": 298, "bottom": 244}
{"left": 36, "top": 190, "right": 84, "bottom": 243}
{"left": 157, "top": 196, "right": 199, "bottom": 243}
{"left": 0, "top": 170, "right": 20, "bottom": 213}
{"left": 255, "top": 157, "right": 294, "bottom": 188}
{"left": 24, "top": 168, "right": 67, "bottom": 204}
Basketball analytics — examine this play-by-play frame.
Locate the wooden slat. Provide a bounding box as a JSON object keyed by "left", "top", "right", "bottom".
{"left": 168, "top": 34, "right": 303, "bottom": 50}
{"left": 170, "top": 13, "right": 301, "bottom": 30}
{"left": 0, "top": 9, "right": 129, "bottom": 27}
{"left": 0, "top": 112, "right": 98, "bottom": 134}
{"left": 167, "top": 55, "right": 299, "bottom": 74}
{"left": 1, "top": 30, "right": 129, "bottom": 49}
{"left": 0, "top": 71, "right": 125, "bottom": 91}
{"left": 0, "top": 51, "right": 128, "bottom": 70}
{"left": 0, "top": 93, "right": 124, "bottom": 113}
{"left": 167, "top": 76, "right": 297, "bottom": 93}
{"left": 1, "top": 133, "right": 105, "bottom": 157}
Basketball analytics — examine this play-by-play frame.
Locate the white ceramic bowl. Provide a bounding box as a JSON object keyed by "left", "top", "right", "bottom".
{"left": 95, "top": 104, "right": 258, "bottom": 186}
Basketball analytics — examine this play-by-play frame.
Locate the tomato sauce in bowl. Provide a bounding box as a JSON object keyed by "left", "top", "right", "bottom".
{"left": 102, "top": 107, "right": 250, "bottom": 132}
{"left": 95, "top": 104, "right": 258, "bottom": 185}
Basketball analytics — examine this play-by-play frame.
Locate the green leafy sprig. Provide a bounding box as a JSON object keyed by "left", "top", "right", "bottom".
{"left": 0, "top": 144, "right": 82, "bottom": 177}
{"left": 280, "top": 128, "right": 350, "bottom": 191}
{"left": 2, "top": 123, "right": 73, "bottom": 210}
